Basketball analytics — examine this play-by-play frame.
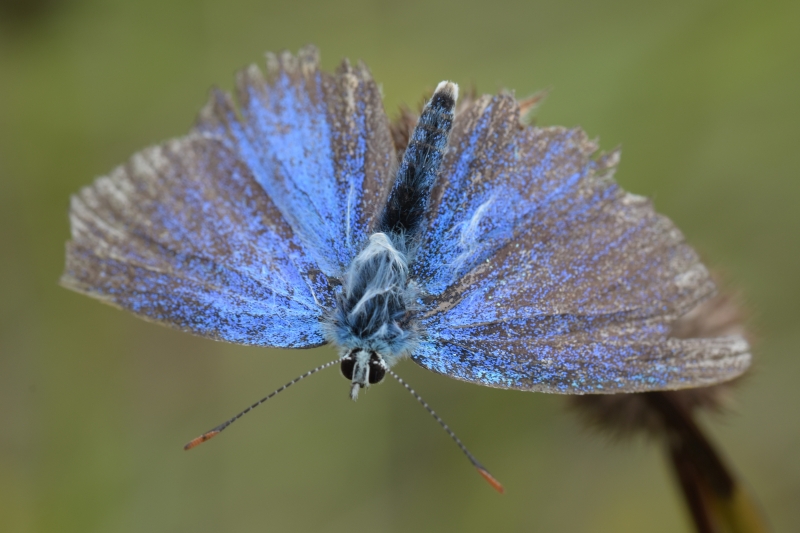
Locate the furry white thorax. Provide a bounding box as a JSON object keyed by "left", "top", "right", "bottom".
{"left": 324, "top": 232, "right": 421, "bottom": 397}
{"left": 345, "top": 233, "right": 408, "bottom": 322}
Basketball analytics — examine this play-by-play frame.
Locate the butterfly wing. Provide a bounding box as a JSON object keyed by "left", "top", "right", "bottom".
{"left": 62, "top": 47, "right": 395, "bottom": 347}
{"left": 62, "top": 135, "right": 331, "bottom": 347}
{"left": 411, "top": 95, "right": 750, "bottom": 392}
{"left": 209, "top": 46, "right": 396, "bottom": 277}
{"left": 413, "top": 327, "right": 750, "bottom": 394}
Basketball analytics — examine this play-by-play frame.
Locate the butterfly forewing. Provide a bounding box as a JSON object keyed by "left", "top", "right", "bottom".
{"left": 62, "top": 135, "right": 328, "bottom": 347}
{"left": 412, "top": 335, "right": 750, "bottom": 393}
{"left": 412, "top": 96, "right": 750, "bottom": 392}
{"left": 62, "top": 46, "right": 398, "bottom": 348}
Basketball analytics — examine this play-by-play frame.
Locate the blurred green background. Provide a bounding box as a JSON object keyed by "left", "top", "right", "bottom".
{"left": 1, "top": 0, "right": 798, "bottom": 531}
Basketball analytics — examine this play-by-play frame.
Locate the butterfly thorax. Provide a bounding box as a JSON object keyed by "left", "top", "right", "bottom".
{"left": 325, "top": 232, "right": 421, "bottom": 398}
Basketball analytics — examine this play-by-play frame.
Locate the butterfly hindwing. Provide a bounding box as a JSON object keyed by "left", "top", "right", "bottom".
{"left": 412, "top": 96, "right": 750, "bottom": 392}
{"left": 412, "top": 94, "right": 521, "bottom": 294}
{"left": 202, "top": 46, "right": 396, "bottom": 277}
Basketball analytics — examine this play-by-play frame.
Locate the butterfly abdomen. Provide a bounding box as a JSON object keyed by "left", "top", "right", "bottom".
{"left": 380, "top": 82, "right": 458, "bottom": 243}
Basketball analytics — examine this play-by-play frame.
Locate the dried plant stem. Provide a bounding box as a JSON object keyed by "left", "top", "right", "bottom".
{"left": 645, "top": 392, "right": 769, "bottom": 533}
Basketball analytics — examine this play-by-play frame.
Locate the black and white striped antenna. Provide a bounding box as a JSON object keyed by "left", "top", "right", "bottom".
{"left": 183, "top": 358, "right": 342, "bottom": 450}
{"left": 386, "top": 368, "right": 504, "bottom": 493}
{"left": 183, "top": 357, "right": 503, "bottom": 493}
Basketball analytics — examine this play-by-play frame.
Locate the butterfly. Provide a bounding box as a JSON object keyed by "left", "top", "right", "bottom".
{"left": 61, "top": 45, "right": 751, "bottom": 492}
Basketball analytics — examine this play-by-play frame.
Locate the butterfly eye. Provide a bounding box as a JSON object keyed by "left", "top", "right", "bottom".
{"left": 340, "top": 358, "right": 356, "bottom": 380}
{"left": 368, "top": 362, "right": 386, "bottom": 384}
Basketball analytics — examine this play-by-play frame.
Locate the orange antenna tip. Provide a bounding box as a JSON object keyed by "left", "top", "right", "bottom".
{"left": 386, "top": 369, "right": 502, "bottom": 494}
{"left": 477, "top": 467, "right": 505, "bottom": 494}
{"left": 181, "top": 359, "right": 341, "bottom": 452}
{"left": 184, "top": 430, "right": 220, "bottom": 451}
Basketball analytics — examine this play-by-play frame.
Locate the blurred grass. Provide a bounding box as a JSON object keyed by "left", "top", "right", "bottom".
{"left": 1, "top": 0, "right": 798, "bottom": 531}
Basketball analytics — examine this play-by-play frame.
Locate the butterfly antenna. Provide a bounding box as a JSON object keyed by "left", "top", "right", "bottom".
{"left": 386, "top": 369, "right": 504, "bottom": 494}
{"left": 184, "top": 358, "right": 342, "bottom": 450}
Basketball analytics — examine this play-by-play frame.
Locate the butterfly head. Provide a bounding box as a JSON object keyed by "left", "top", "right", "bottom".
{"left": 340, "top": 348, "right": 388, "bottom": 400}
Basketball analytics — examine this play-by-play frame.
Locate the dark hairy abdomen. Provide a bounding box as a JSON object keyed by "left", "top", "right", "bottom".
{"left": 379, "top": 88, "right": 456, "bottom": 244}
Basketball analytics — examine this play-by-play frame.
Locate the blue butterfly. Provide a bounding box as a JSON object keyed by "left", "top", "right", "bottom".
{"left": 61, "top": 46, "right": 750, "bottom": 492}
